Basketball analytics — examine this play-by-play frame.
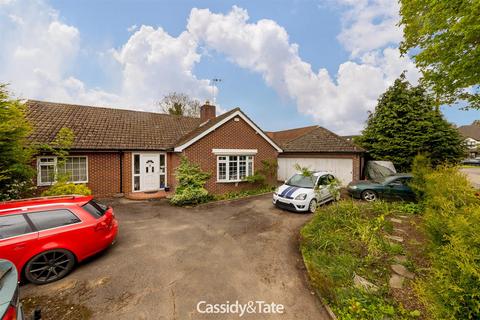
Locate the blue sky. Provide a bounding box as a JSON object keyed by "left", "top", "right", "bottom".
{"left": 1, "top": 0, "right": 478, "bottom": 134}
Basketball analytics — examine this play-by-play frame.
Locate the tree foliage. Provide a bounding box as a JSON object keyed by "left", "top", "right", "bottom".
{"left": 399, "top": 0, "right": 480, "bottom": 108}
{"left": 357, "top": 75, "right": 465, "bottom": 171}
{"left": 158, "top": 92, "right": 201, "bottom": 117}
{"left": 0, "top": 84, "right": 35, "bottom": 200}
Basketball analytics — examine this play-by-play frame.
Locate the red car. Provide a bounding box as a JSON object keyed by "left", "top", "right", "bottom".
{"left": 0, "top": 195, "right": 118, "bottom": 284}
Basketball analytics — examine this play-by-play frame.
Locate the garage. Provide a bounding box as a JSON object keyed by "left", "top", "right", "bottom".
{"left": 267, "top": 126, "right": 364, "bottom": 186}
{"left": 278, "top": 157, "right": 353, "bottom": 185}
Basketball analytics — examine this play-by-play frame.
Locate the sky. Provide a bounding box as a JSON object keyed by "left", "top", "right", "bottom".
{"left": 0, "top": 0, "right": 478, "bottom": 134}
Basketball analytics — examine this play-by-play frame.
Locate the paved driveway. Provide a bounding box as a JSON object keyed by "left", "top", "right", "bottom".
{"left": 460, "top": 167, "right": 480, "bottom": 188}
{"left": 21, "top": 194, "right": 330, "bottom": 320}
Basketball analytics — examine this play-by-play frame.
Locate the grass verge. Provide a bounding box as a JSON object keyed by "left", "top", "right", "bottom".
{"left": 300, "top": 200, "right": 426, "bottom": 319}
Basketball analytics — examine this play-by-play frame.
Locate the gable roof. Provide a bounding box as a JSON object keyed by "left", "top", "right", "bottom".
{"left": 269, "top": 126, "right": 364, "bottom": 153}
{"left": 458, "top": 123, "right": 480, "bottom": 141}
{"left": 173, "top": 108, "right": 283, "bottom": 152}
{"left": 26, "top": 100, "right": 202, "bottom": 150}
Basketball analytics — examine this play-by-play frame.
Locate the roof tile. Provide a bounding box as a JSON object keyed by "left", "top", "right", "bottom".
{"left": 26, "top": 100, "right": 202, "bottom": 150}
{"left": 269, "top": 126, "right": 363, "bottom": 153}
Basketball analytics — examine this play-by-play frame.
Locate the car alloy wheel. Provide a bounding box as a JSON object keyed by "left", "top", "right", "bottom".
{"left": 25, "top": 249, "right": 75, "bottom": 284}
{"left": 361, "top": 190, "right": 377, "bottom": 202}
{"left": 308, "top": 199, "right": 317, "bottom": 213}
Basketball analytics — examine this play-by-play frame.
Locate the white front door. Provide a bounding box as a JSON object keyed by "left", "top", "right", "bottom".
{"left": 141, "top": 154, "right": 160, "bottom": 191}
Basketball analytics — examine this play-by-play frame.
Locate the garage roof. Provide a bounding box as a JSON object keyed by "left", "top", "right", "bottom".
{"left": 268, "top": 126, "right": 364, "bottom": 153}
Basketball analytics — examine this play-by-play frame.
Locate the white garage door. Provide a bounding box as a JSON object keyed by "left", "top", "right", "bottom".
{"left": 278, "top": 157, "right": 354, "bottom": 185}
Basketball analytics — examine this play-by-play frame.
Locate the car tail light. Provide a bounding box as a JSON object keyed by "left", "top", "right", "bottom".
{"left": 2, "top": 305, "right": 17, "bottom": 320}
{"left": 94, "top": 221, "right": 108, "bottom": 231}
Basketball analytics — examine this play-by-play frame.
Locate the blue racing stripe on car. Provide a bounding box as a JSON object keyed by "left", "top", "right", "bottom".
{"left": 280, "top": 186, "right": 293, "bottom": 198}
{"left": 285, "top": 187, "right": 298, "bottom": 198}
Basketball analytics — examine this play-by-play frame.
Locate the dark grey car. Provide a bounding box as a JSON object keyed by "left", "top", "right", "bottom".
{"left": 0, "top": 259, "right": 24, "bottom": 320}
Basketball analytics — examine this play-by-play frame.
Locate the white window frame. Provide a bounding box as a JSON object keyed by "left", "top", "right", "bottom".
{"left": 37, "top": 156, "right": 88, "bottom": 186}
{"left": 216, "top": 155, "right": 254, "bottom": 183}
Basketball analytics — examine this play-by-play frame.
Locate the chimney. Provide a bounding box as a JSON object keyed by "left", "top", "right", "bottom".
{"left": 200, "top": 100, "right": 216, "bottom": 122}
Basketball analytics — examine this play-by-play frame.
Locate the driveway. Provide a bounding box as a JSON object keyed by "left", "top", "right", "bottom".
{"left": 20, "top": 194, "right": 330, "bottom": 319}
{"left": 460, "top": 167, "right": 480, "bottom": 188}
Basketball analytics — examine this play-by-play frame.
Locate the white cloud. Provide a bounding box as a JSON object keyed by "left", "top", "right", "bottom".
{"left": 111, "top": 25, "right": 212, "bottom": 109}
{"left": 0, "top": 0, "right": 120, "bottom": 106}
{"left": 186, "top": 4, "right": 418, "bottom": 133}
{"left": 0, "top": 0, "right": 418, "bottom": 133}
{"left": 0, "top": 1, "right": 215, "bottom": 111}
{"left": 336, "top": 0, "right": 404, "bottom": 58}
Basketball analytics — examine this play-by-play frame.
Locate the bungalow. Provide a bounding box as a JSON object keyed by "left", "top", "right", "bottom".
{"left": 26, "top": 100, "right": 363, "bottom": 198}
{"left": 458, "top": 121, "right": 480, "bottom": 158}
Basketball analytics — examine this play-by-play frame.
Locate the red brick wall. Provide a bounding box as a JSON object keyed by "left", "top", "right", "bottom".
{"left": 278, "top": 152, "right": 364, "bottom": 181}
{"left": 122, "top": 152, "right": 132, "bottom": 194}
{"left": 167, "top": 152, "right": 181, "bottom": 189}
{"left": 173, "top": 116, "right": 279, "bottom": 194}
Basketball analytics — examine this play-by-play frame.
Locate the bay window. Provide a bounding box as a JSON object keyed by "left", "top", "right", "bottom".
{"left": 217, "top": 155, "right": 254, "bottom": 182}
{"left": 37, "top": 156, "right": 88, "bottom": 186}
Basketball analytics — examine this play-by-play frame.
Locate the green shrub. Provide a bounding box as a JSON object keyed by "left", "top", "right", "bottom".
{"left": 415, "top": 166, "right": 480, "bottom": 319}
{"left": 409, "top": 154, "right": 432, "bottom": 201}
{"left": 170, "top": 156, "right": 212, "bottom": 206}
{"left": 422, "top": 167, "right": 478, "bottom": 245}
{"left": 243, "top": 159, "right": 277, "bottom": 186}
{"left": 42, "top": 176, "right": 91, "bottom": 196}
{"left": 301, "top": 201, "right": 418, "bottom": 319}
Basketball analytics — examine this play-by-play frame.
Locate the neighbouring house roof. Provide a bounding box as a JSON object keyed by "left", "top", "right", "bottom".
{"left": 268, "top": 126, "right": 364, "bottom": 153}
{"left": 458, "top": 123, "right": 480, "bottom": 141}
{"left": 25, "top": 100, "right": 283, "bottom": 152}
{"left": 173, "top": 108, "right": 283, "bottom": 152}
{"left": 26, "top": 100, "right": 202, "bottom": 150}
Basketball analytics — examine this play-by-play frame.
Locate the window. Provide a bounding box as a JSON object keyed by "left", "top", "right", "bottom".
{"left": 82, "top": 200, "right": 108, "bottom": 219}
{"left": 133, "top": 154, "right": 140, "bottom": 191}
{"left": 0, "top": 214, "right": 33, "bottom": 239}
{"left": 37, "top": 156, "right": 88, "bottom": 186}
{"left": 58, "top": 157, "right": 87, "bottom": 182}
{"left": 217, "top": 155, "right": 254, "bottom": 182}
{"left": 27, "top": 209, "right": 81, "bottom": 231}
{"left": 317, "top": 175, "right": 329, "bottom": 186}
{"left": 38, "top": 157, "right": 55, "bottom": 185}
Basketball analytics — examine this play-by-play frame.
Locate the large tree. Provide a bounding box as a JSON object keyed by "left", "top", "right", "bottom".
{"left": 158, "top": 92, "right": 201, "bottom": 117}
{"left": 356, "top": 75, "right": 465, "bottom": 171}
{"left": 399, "top": 0, "right": 480, "bottom": 108}
{"left": 0, "top": 84, "right": 34, "bottom": 200}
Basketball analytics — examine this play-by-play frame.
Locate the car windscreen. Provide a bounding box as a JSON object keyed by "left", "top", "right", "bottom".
{"left": 82, "top": 200, "right": 108, "bottom": 219}
{"left": 286, "top": 174, "right": 316, "bottom": 188}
